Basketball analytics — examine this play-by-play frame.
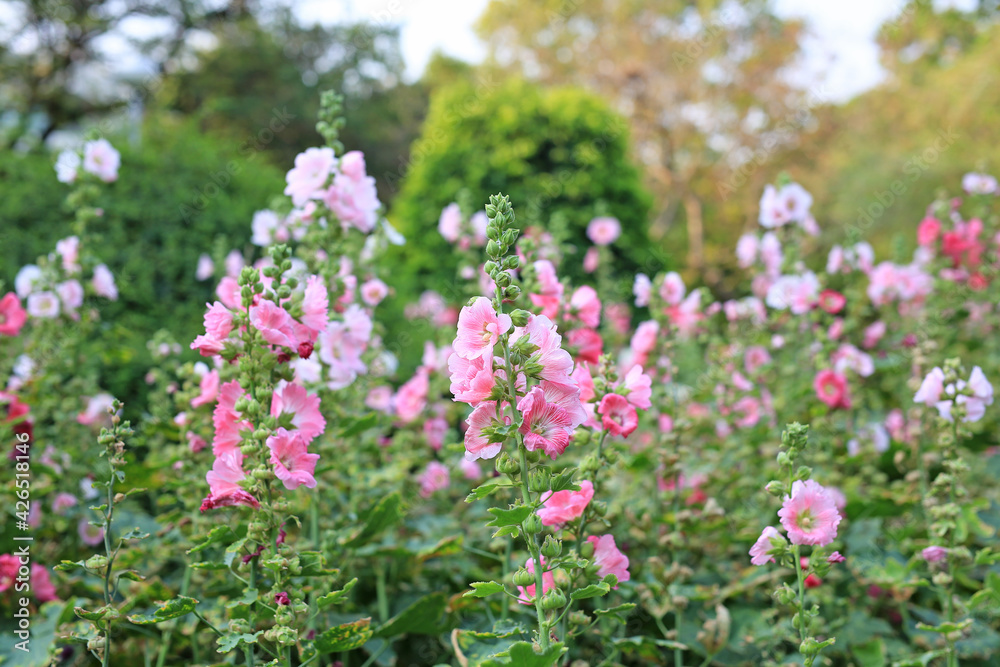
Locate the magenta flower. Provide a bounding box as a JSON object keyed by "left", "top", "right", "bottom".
{"left": 250, "top": 300, "right": 297, "bottom": 348}
{"left": 778, "top": 480, "right": 842, "bottom": 546}
{"left": 0, "top": 293, "right": 27, "bottom": 337}
{"left": 827, "top": 551, "right": 846, "bottom": 564}
{"left": 271, "top": 382, "right": 326, "bottom": 442}
{"left": 619, "top": 365, "right": 652, "bottom": 410}
{"left": 212, "top": 380, "right": 252, "bottom": 457}
{"left": 598, "top": 394, "right": 638, "bottom": 438}
{"left": 587, "top": 534, "right": 630, "bottom": 586}
{"left": 749, "top": 526, "right": 785, "bottom": 566}
{"left": 814, "top": 369, "right": 851, "bottom": 410}
{"left": 454, "top": 297, "right": 512, "bottom": 362}
{"left": 538, "top": 480, "right": 594, "bottom": 527}
{"left": 31, "top": 564, "right": 58, "bottom": 602}
{"left": 922, "top": 546, "right": 949, "bottom": 563}
{"left": 516, "top": 557, "right": 556, "bottom": 605}
{"left": 267, "top": 428, "right": 320, "bottom": 490}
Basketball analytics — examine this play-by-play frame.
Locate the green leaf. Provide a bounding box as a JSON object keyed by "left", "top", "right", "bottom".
{"left": 549, "top": 469, "right": 580, "bottom": 493}
{"left": 119, "top": 528, "right": 150, "bottom": 540}
{"left": 344, "top": 493, "right": 403, "bottom": 547}
{"left": 75, "top": 606, "right": 119, "bottom": 623}
{"left": 375, "top": 593, "right": 450, "bottom": 638}
{"left": 187, "top": 525, "right": 237, "bottom": 555}
{"left": 317, "top": 578, "right": 358, "bottom": 609}
{"left": 466, "top": 480, "right": 510, "bottom": 502}
{"left": 340, "top": 412, "right": 378, "bottom": 437}
{"left": 465, "top": 582, "right": 505, "bottom": 598}
{"left": 298, "top": 551, "right": 339, "bottom": 576}
{"left": 117, "top": 570, "right": 146, "bottom": 582}
{"left": 916, "top": 619, "right": 973, "bottom": 634}
{"left": 217, "top": 631, "right": 262, "bottom": 653}
{"left": 486, "top": 504, "right": 534, "bottom": 528}
{"left": 593, "top": 603, "right": 636, "bottom": 624}
{"left": 54, "top": 560, "right": 85, "bottom": 572}
{"left": 314, "top": 618, "right": 373, "bottom": 653}
{"left": 612, "top": 636, "right": 687, "bottom": 657}
{"left": 481, "top": 641, "right": 566, "bottom": 666}
{"left": 492, "top": 525, "right": 520, "bottom": 539}
{"left": 128, "top": 596, "right": 199, "bottom": 625}
{"left": 0, "top": 601, "right": 66, "bottom": 667}
{"left": 418, "top": 535, "right": 464, "bottom": 561}
{"left": 226, "top": 589, "right": 258, "bottom": 609}
{"left": 570, "top": 582, "right": 610, "bottom": 600}
{"left": 852, "top": 638, "right": 886, "bottom": 667}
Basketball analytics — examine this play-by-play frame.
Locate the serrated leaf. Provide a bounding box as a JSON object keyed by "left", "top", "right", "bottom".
{"left": 317, "top": 578, "right": 358, "bottom": 608}
{"left": 465, "top": 582, "right": 505, "bottom": 598}
{"left": 570, "top": 582, "right": 610, "bottom": 600}
{"left": 226, "top": 589, "right": 257, "bottom": 609}
{"left": 54, "top": 560, "right": 85, "bottom": 572}
{"left": 492, "top": 525, "right": 520, "bottom": 539}
{"left": 486, "top": 504, "right": 534, "bottom": 528}
{"left": 188, "top": 525, "right": 237, "bottom": 555}
{"left": 217, "top": 631, "right": 262, "bottom": 653}
{"left": 594, "top": 603, "right": 636, "bottom": 623}
{"left": 120, "top": 528, "right": 150, "bottom": 540}
{"left": 467, "top": 480, "right": 506, "bottom": 503}
{"left": 298, "top": 551, "right": 339, "bottom": 576}
{"left": 75, "top": 606, "right": 119, "bottom": 622}
{"left": 128, "top": 596, "right": 199, "bottom": 625}
{"left": 549, "top": 469, "right": 580, "bottom": 493}
{"left": 314, "top": 618, "right": 372, "bottom": 652}
{"left": 481, "top": 640, "right": 566, "bottom": 666}
{"left": 612, "top": 636, "right": 687, "bottom": 655}
{"left": 375, "top": 593, "right": 450, "bottom": 638}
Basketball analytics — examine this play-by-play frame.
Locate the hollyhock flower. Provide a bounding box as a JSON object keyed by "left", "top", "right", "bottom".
{"left": 630, "top": 321, "right": 659, "bottom": 365}
{"left": 202, "top": 451, "right": 260, "bottom": 510}
{"left": 778, "top": 480, "right": 842, "bottom": 546}
{"left": 962, "top": 172, "right": 998, "bottom": 195}
{"left": 832, "top": 344, "right": 874, "bottom": 377}
{"left": 267, "top": 428, "right": 320, "bottom": 490}
{"left": 914, "top": 367, "right": 946, "bottom": 405}
{"left": 814, "top": 369, "right": 851, "bottom": 410}
{"left": 570, "top": 285, "right": 601, "bottom": 327}
{"left": 187, "top": 431, "right": 207, "bottom": 453}
{"left": 620, "top": 365, "right": 652, "bottom": 410}
{"left": 15, "top": 265, "right": 43, "bottom": 299}
{"left": 512, "top": 315, "right": 575, "bottom": 387}
{"left": 633, "top": 273, "right": 652, "bottom": 306}
{"left": 271, "top": 382, "right": 326, "bottom": 441}
{"left": 438, "top": 203, "right": 462, "bottom": 242}
{"left": 732, "top": 396, "right": 761, "bottom": 428}
{"left": 464, "top": 401, "right": 509, "bottom": 461}
{"left": 449, "top": 353, "right": 495, "bottom": 405}
{"left": 583, "top": 246, "right": 600, "bottom": 273}
{"left": 55, "top": 236, "right": 81, "bottom": 273}
{"left": 52, "top": 492, "right": 78, "bottom": 514}
{"left": 212, "top": 381, "right": 251, "bottom": 456}
{"left": 759, "top": 182, "right": 812, "bottom": 228}
{"left": 659, "top": 272, "right": 686, "bottom": 306}
{"left": 454, "top": 297, "right": 512, "bottom": 362}
{"left": 360, "top": 278, "right": 389, "bottom": 306}
{"left": 804, "top": 573, "right": 822, "bottom": 588}
{"left": 300, "top": 275, "right": 329, "bottom": 333}
{"left": 251, "top": 210, "right": 282, "bottom": 246}
{"left": 736, "top": 234, "right": 758, "bottom": 268}
{"left": 922, "top": 546, "right": 949, "bottom": 563}
{"left": 744, "top": 346, "right": 771, "bottom": 375}
{"left": 225, "top": 250, "right": 245, "bottom": 278}
{"left": 666, "top": 291, "right": 703, "bottom": 337}
{"left": 534, "top": 260, "right": 563, "bottom": 297}
{"left": 516, "top": 557, "right": 556, "bottom": 605}
{"left": 395, "top": 368, "right": 429, "bottom": 423}
{"left": 56, "top": 280, "right": 84, "bottom": 314}
{"left": 537, "top": 480, "right": 594, "bottom": 526}
{"left": 828, "top": 552, "right": 846, "bottom": 564}
{"left": 517, "top": 387, "right": 576, "bottom": 459}
{"left": 759, "top": 233, "right": 783, "bottom": 277}
{"left": 215, "top": 276, "right": 241, "bottom": 310}
{"left": 749, "top": 526, "right": 785, "bottom": 566}
{"left": 196, "top": 254, "right": 215, "bottom": 280}
{"left": 587, "top": 217, "right": 621, "bottom": 245}
{"left": 78, "top": 518, "right": 105, "bottom": 545}
{"left": 82, "top": 139, "right": 120, "bottom": 182}
{"left": 0, "top": 293, "right": 27, "bottom": 336}
{"left": 424, "top": 416, "right": 448, "bottom": 450}
{"left": 92, "top": 264, "right": 118, "bottom": 300}
{"left": 587, "top": 534, "right": 630, "bottom": 585}
{"left": 566, "top": 328, "right": 603, "bottom": 365}
{"left": 77, "top": 393, "right": 115, "bottom": 425}
{"left": 365, "top": 386, "right": 394, "bottom": 413}
{"left": 572, "top": 364, "right": 596, "bottom": 403}
{"left": 470, "top": 211, "right": 489, "bottom": 245}
{"left": 31, "top": 564, "right": 58, "bottom": 602}
{"left": 460, "top": 458, "right": 483, "bottom": 480}
{"left": 326, "top": 152, "right": 380, "bottom": 233}
{"left": 191, "top": 369, "right": 220, "bottom": 408}
{"left": 55, "top": 150, "right": 80, "bottom": 183}
{"left": 27, "top": 291, "right": 60, "bottom": 318}
{"left": 917, "top": 217, "right": 942, "bottom": 246}
{"left": 598, "top": 394, "right": 638, "bottom": 438}
{"left": 658, "top": 414, "right": 674, "bottom": 432}
{"left": 863, "top": 321, "right": 886, "bottom": 349}
{"left": 818, "top": 290, "right": 845, "bottom": 314}
{"left": 418, "top": 461, "right": 450, "bottom": 498}
{"left": 285, "top": 147, "right": 335, "bottom": 206}
{"left": 250, "top": 300, "right": 297, "bottom": 348}
{"left": 766, "top": 272, "right": 819, "bottom": 314}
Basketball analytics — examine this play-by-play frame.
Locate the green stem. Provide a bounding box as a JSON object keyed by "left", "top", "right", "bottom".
{"left": 519, "top": 444, "right": 550, "bottom": 651}
{"left": 155, "top": 565, "right": 192, "bottom": 667}
{"left": 102, "top": 457, "right": 117, "bottom": 667}
{"left": 501, "top": 535, "right": 513, "bottom": 624}
{"left": 793, "top": 545, "right": 807, "bottom": 645}
{"left": 245, "top": 557, "right": 258, "bottom": 667}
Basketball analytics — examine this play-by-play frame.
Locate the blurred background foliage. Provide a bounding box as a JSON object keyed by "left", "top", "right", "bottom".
{"left": 1, "top": 0, "right": 999, "bottom": 405}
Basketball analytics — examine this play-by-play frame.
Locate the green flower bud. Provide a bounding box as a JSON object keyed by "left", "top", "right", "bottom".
{"left": 487, "top": 240, "right": 500, "bottom": 258}
{"left": 764, "top": 480, "right": 784, "bottom": 496}
{"left": 513, "top": 569, "right": 535, "bottom": 587}
{"left": 496, "top": 272, "right": 511, "bottom": 288}
{"left": 541, "top": 535, "right": 562, "bottom": 558}
{"left": 510, "top": 309, "right": 531, "bottom": 327}
{"left": 580, "top": 541, "right": 595, "bottom": 559}
{"left": 484, "top": 260, "right": 498, "bottom": 275}
{"left": 591, "top": 500, "right": 607, "bottom": 517}
{"left": 496, "top": 452, "right": 520, "bottom": 475}
{"left": 569, "top": 611, "right": 590, "bottom": 626}
{"left": 504, "top": 255, "right": 520, "bottom": 270}
{"left": 523, "top": 514, "right": 543, "bottom": 535}
{"left": 504, "top": 285, "right": 521, "bottom": 300}
{"left": 541, "top": 589, "right": 566, "bottom": 610}
{"left": 501, "top": 229, "right": 518, "bottom": 247}
{"left": 85, "top": 555, "right": 109, "bottom": 571}
{"left": 795, "top": 466, "right": 812, "bottom": 481}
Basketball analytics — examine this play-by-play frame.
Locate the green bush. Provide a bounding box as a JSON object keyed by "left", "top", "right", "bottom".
{"left": 0, "top": 115, "right": 285, "bottom": 408}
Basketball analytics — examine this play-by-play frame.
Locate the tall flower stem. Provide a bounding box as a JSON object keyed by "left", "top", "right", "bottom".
{"left": 519, "top": 443, "right": 550, "bottom": 651}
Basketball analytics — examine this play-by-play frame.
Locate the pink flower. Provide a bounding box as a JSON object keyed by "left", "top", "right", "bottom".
{"left": 534, "top": 260, "right": 563, "bottom": 297}
{"left": 360, "top": 278, "right": 389, "bottom": 306}
{"left": 766, "top": 272, "right": 819, "bottom": 314}
{"left": 759, "top": 183, "right": 812, "bottom": 227}
{"left": 27, "top": 291, "right": 60, "bottom": 318}
{"left": 914, "top": 367, "right": 945, "bottom": 405}
{"left": 732, "top": 396, "right": 761, "bottom": 428}
{"left": 250, "top": 300, "right": 297, "bottom": 348}
{"left": 216, "top": 276, "right": 241, "bottom": 309}
{"left": 454, "top": 297, "right": 512, "bottom": 362}
{"left": 629, "top": 321, "right": 659, "bottom": 366}
{"left": 92, "top": 264, "right": 118, "bottom": 300}
{"left": 0, "top": 555, "right": 19, "bottom": 592}
{"left": 917, "top": 217, "right": 942, "bottom": 246}
{"left": 598, "top": 394, "right": 638, "bottom": 438}
{"left": 736, "top": 234, "right": 759, "bottom": 268}
{"left": 744, "top": 346, "right": 771, "bottom": 375}
{"left": 424, "top": 416, "right": 448, "bottom": 450}
{"left": 517, "top": 387, "right": 576, "bottom": 459}
{"left": 212, "top": 381, "right": 251, "bottom": 456}
{"left": 516, "top": 557, "right": 556, "bottom": 605}
{"left": 633, "top": 273, "right": 652, "bottom": 306}
{"left": 832, "top": 344, "right": 874, "bottom": 377}
{"left": 201, "top": 451, "right": 260, "bottom": 511}
{"left": 77, "top": 393, "right": 115, "bottom": 425}
{"left": 460, "top": 458, "right": 482, "bottom": 481}
{"left": 760, "top": 233, "right": 782, "bottom": 276}
{"left": 449, "top": 353, "right": 495, "bottom": 405}
{"left": 962, "top": 172, "right": 998, "bottom": 195}
{"left": 365, "top": 386, "right": 394, "bottom": 413}
{"left": 818, "top": 290, "right": 845, "bottom": 314}
{"left": 31, "top": 564, "right": 58, "bottom": 602}
{"left": 418, "top": 461, "right": 450, "bottom": 498}
{"left": 56, "top": 236, "right": 81, "bottom": 273}
{"left": 267, "top": 428, "right": 320, "bottom": 490}
{"left": 284, "top": 147, "right": 335, "bottom": 206}
{"left": 55, "top": 150, "right": 80, "bottom": 184}
{"left": 464, "top": 401, "right": 509, "bottom": 461}
{"left": 395, "top": 368, "right": 429, "bottom": 423}
{"left": 511, "top": 315, "right": 575, "bottom": 387}
{"left": 0, "top": 293, "right": 27, "bottom": 336}
{"left": 587, "top": 534, "right": 630, "bottom": 585}
{"left": 586, "top": 217, "right": 621, "bottom": 246}
{"left": 566, "top": 328, "right": 603, "bottom": 365}
{"left": 572, "top": 364, "right": 596, "bottom": 402}
{"left": 778, "top": 480, "right": 842, "bottom": 546}
{"left": 620, "top": 365, "right": 652, "bottom": 410}
{"left": 660, "top": 272, "right": 685, "bottom": 306}
{"left": 665, "top": 291, "right": 703, "bottom": 337}
{"left": 82, "top": 139, "right": 120, "bottom": 182}
{"left": 827, "top": 551, "right": 846, "bottom": 564}
{"left": 570, "top": 285, "right": 601, "bottom": 328}
{"left": 271, "top": 382, "right": 326, "bottom": 442}
{"left": 438, "top": 203, "right": 462, "bottom": 242}
{"left": 814, "top": 370, "right": 851, "bottom": 410}
{"left": 52, "top": 492, "right": 78, "bottom": 514}
{"left": 191, "top": 369, "right": 220, "bottom": 408}
{"left": 301, "top": 276, "right": 329, "bottom": 332}
{"left": 325, "top": 152, "right": 380, "bottom": 233}
{"left": 863, "top": 321, "right": 886, "bottom": 349}
{"left": 749, "top": 526, "right": 784, "bottom": 566}
{"left": 78, "top": 518, "right": 105, "bottom": 546}
{"left": 538, "top": 480, "right": 594, "bottom": 526}
{"left": 583, "top": 246, "right": 600, "bottom": 273}
{"left": 922, "top": 546, "right": 949, "bottom": 563}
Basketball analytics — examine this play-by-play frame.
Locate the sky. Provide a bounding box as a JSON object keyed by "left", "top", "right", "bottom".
{"left": 297, "top": 0, "right": 979, "bottom": 103}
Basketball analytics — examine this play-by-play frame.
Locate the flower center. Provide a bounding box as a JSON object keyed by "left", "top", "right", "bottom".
{"left": 798, "top": 509, "right": 814, "bottom": 532}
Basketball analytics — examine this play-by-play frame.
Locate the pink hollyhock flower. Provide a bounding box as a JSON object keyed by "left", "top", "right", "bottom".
{"left": 55, "top": 236, "right": 81, "bottom": 273}
{"left": 744, "top": 346, "right": 771, "bottom": 375}
{"left": 187, "top": 431, "right": 207, "bottom": 453}
{"left": 0, "top": 555, "right": 19, "bottom": 592}
{"left": 460, "top": 458, "right": 482, "bottom": 480}
{"left": 665, "top": 291, "right": 703, "bottom": 337}
{"left": 77, "top": 393, "right": 115, "bottom": 425}
{"left": 538, "top": 480, "right": 594, "bottom": 526}
{"left": 52, "top": 492, "right": 78, "bottom": 514}
{"left": 395, "top": 368, "right": 429, "bottom": 423}
{"left": 517, "top": 387, "right": 575, "bottom": 459}
{"left": 863, "top": 321, "right": 886, "bottom": 349}
{"left": 598, "top": 393, "right": 638, "bottom": 438}
{"left": 78, "top": 518, "right": 104, "bottom": 545}
{"left": 464, "top": 401, "right": 509, "bottom": 461}
{"left": 191, "top": 369, "right": 220, "bottom": 408}
{"left": 633, "top": 273, "right": 652, "bottom": 306}
{"left": 541, "top": 381, "right": 588, "bottom": 428}
{"left": 212, "top": 380, "right": 251, "bottom": 456}
{"left": 749, "top": 526, "right": 785, "bottom": 566}
{"left": 360, "top": 278, "right": 389, "bottom": 306}
{"left": 962, "top": 172, "right": 999, "bottom": 195}
{"left": 83, "top": 139, "right": 120, "bottom": 182}
{"left": 251, "top": 210, "right": 282, "bottom": 246}
{"left": 917, "top": 217, "right": 942, "bottom": 246}
{"left": 534, "top": 260, "right": 563, "bottom": 297}
{"left": 92, "top": 264, "right": 118, "bottom": 300}
{"left": 301, "top": 275, "right": 329, "bottom": 332}
{"left": 778, "top": 480, "right": 842, "bottom": 546}
{"left": 630, "top": 320, "right": 659, "bottom": 366}
{"left": 914, "top": 367, "right": 945, "bottom": 405}
{"left": 55, "top": 150, "right": 80, "bottom": 183}
{"left": 365, "top": 386, "right": 394, "bottom": 413}
{"left": 566, "top": 328, "right": 603, "bottom": 365}
{"left": 832, "top": 344, "right": 874, "bottom": 377}
{"left": 660, "top": 272, "right": 686, "bottom": 306}
{"left": 202, "top": 451, "right": 260, "bottom": 511}
{"left": 529, "top": 292, "right": 561, "bottom": 320}
{"left": 271, "top": 382, "right": 326, "bottom": 441}
{"left": 454, "top": 297, "right": 512, "bottom": 362}
{"left": 583, "top": 246, "right": 600, "bottom": 273}
{"left": 814, "top": 369, "right": 851, "bottom": 410}
{"left": 438, "top": 203, "right": 462, "bottom": 242}
{"left": 827, "top": 551, "right": 846, "bottom": 564}
{"left": 572, "top": 364, "right": 596, "bottom": 402}
{"left": 57, "top": 280, "right": 84, "bottom": 314}
{"left": 470, "top": 211, "right": 489, "bottom": 245}
{"left": 818, "top": 290, "right": 845, "bottom": 314}
{"left": 760, "top": 233, "right": 783, "bottom": 277}
{"left": 512, "top": 315, "right": 575, "bottom": 387}
{"left": 517, "top": 557, "right": 556, "bottom": 605}
{"left": 759, "top": 182, "right": 812, "bottom": 227}
{"left": 250, "top": 300, "right": 297, "bottom": 348}
{"left": 418, "top": 461, "right": 450, "bottom": 498}
{"left": 922, "top": 546, "right": 949, "bottom": 563}
{"left": 570, "top": 285, "right": 601, "bottom": 327}
{"left": 587, "top": 534, "right": 630, "bottom": 585}
{"left": 190, "top": 333, "right": 225, "bottom": 357}
{"left": 586, "top": 217, "right": 621, "bottom": 246}
{"left": 196, "top": 254, "right": 214, "bottom": 281}
{"left": 736, "top": 234, "right": 759, "bottom": 268}
{"left": 285, "top": 147, "right": 335, "bottom": 206}
{"left": 424, "top": 416, "right": 448, "bottom": 450}
{"left": 448, "top": 353, "right": 495, "bottom": 405}
{"left": 27, "top": 291, "right": 60, "bottom": 318}
{"left": 620, "top": 365, "right": 652, "bottom": 410}
{"left": 326, "top": 151, "right": 380, "bottom": 233}
{"left": 31, "top": 564, "right": 58, "bottom": 602}
{"left": 0, "top": 293, "right": 27, "bottom": 336}
{"left": 766, "top": 272, "right": 819, "bottom": 314}
{"left": 732, "top": 396, "right": 761, "bottom": 428}
{"left": 658, "top": 414, "right": 674, "bottom": 432}
{"left": 204, "top": 301, "right": 234, "bottom": 339}
{"left": 267, "top": 428, "right": 320, "bottom": 490}
{"left": 216, "top": 276, "right": 241, "bottom": 309}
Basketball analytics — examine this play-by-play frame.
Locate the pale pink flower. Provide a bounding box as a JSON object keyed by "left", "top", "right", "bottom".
{"left": 454, "top": 297, "right": 512, "bottom": 362}
{"left": 629, "top": 321, "right": 659, "bottom": 366}
{"left": 534, "top": 260, "right": 563, "bottom": 297}
{"left": 31, "top": 564, "right": 58, "bottom": 602}
{"left": 658, "top": 414, "right": 674, "bottom": 432}
{"left": 92, "top": 264, "right": 118, "bottom": 300}
{"left": 587, "top": 534, "right": 630, "bottom": 585}
{"left": 15, "top": 265, "right": 42, "bottom": 299}
{"left": 55, "top": 150, "right": 80, "bottom": 184}
{"left": 0, "top": 293, "right": 27, "bottom": 336}
{"left": 225, "top": 250, "right": 245, "bottom": 278}
{"left": 765, "top": 272, "right": 819, "bottom": 314}
{"left": 736, "top": 234, "right": 758, "bottom": 268}
{"left": 267, "top": 427, "right": 320, "bottom": 490}
{"left": 77, "top": 393, "right": 115, "bottom": 425}
{"left": 460, "top": 458, "right": 483, "bottom": 480}
{"left": 749, "top": 526, "right": 784, "bottom": 566}
{"left": 326, "top": 152, "right": 380, "bottom": 233}
{"left": 962, "top": 172, "right": 998, "bottom": 195}
{"left": 744, "top": 346, "right": 771, "bottom": 375}
{"left": 285, "top": 147, "right": 335, "bottom": 206}
{"left": 510, "top": 315, "right": 575, "bottom": 387}
{"left": 56, "top": 280, "right": 84, "bottom": 314}
{"left": 832, "top": 344, "right": 874, "bottom": 377}
{"left": 424, "top": 416, "right": 448, "bottom": 450}
{"left": 814, "top": 369, "right": 851, "bottom": 410}
{"left": 52, "top": 492, "right": 78, "bottom": 515}
{"left": 598, "top": 393, "right": 637, "bottom": 438}
{"left": 438, "top": 203, "right": 462, "bottom": 242}
{"left": 365, "top": 386, "right": 394, "bottom": 413}
{"left": 360, "top": 278, "right": 389, "bottom": 306}
{"left": 826, "top": 245, "right": 845, "bottom": 274}
{"left": 863, "top": 321, "right": 886, "bottom": 349}
{"left": 464, "top": 401, "right": 509, "bottom": 461}
{"left": 395, "top": 368, "right": 429, "bottom": 423}
{"left": 538, "top": 480, "right": 594, "bottom": 526}
{"left": 666, "top": 291, "right": 703, "bottom": 337}
{"left": 215, "top": 276, "right": 241, "bottom": 309}
{"left": 187, "top": 431, "right": 207, "bottom": 453}
{"left": 572, "top": 364, "right": 596, "bottom": 402}
{"left": 660, "top": 272, "right": 685, "bottom": 306}
{"left": 778, "top": 480, "right": 842, "bottom": 546}
{"left": 732, "top": 396, "right": 761, "bottom": 428}
{"left": 587, "top": 217, "right": 621, "bottom": 246}
{"left": 82, "top": 139, "right": 120, "bottom": 182}
{"left": 212, "top": 380, "right": 251, "bottom": 457}
{"left": 620, "top": 365, "right": 652, "bottom": 410}
{"left": 55, "top": 236, "right": 81, "bottom": 273}
{"left": 583, "top": 246, "right": 600, "bottom": 273}
{"left": 759, "top": 182, "right": 812, "bottom": 228}
{"left": 518, "top": 386, "right": 575, "bottom": 459}
{"left": 250, "top": 300, "right": 297, "bottom": 348}
{"left": 418, "top": 461, "right": 450, "bottom": 498}
{"left": 448, "top": 353, "right": 495, "bottom": 405}
{"left": 914, "top": 367, "right": 945, "bottom": 405}
{"left": 191, "top": 369, "right": 220, "bottom": 408}
{"left": 922, "top": 546, "right": 949, "bottom": 563}
{"left": 516, "top": 557, "right": 556, "bottom": 605}
{"left": 196, "top": 254, "right": 215, "bottom": 280}
{"left": 470, "top": 211, "right": 489, "bottom": 245}
{"left": 27, "top": 291, "right": 60, "bottom": 318}
{"left": 570, "top": 285, "right": 601, "bottom": 327}
{"left": 201, "top": 451, "right": 260, "bottom": 511}
{"left": 566, "top": 327, "right": 603, "bottom": 365}
{"left": 251, "top": 210, "right": 282, "bottom": 246}
{"left": 762, "top": 233, "right": 788, "bottom": 275}
{"left": 301, "top": 275, "right": 329, "bottom": 332}
{"left": 271, "top": 382, "right": 326, "bottom": 442}
{"left": 633, "top": 273, "right": 652, "bottom": 306}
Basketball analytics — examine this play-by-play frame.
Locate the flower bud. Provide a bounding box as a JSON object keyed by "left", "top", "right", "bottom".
{"left": 523, "top": 514, "right": 542, "bottom": 535}
{"left": 541, "top": 589, "right": 566, "bottom": 610}
{"left": 484, "top": 260, "right": 498, "bottom": 275}
{"left": 795, "top": 466, "right": 812, "bottom": 481}
{"left": 510, "top": 309, "right": 531, "bottom": 327}
{"left": 541, "top": 535, "right": 562, "bottom": 558}
{"left": 504, "top": 255, "right": 520, "bottom": 270}
{"left": 569, "top": 611, "right": 590, "bottom": 626}
{"left": 495, "top": 452, "right": 519, "bottom": 475}
{"left": 85, "top": 555, "right": 109, "bottom": 571}
{"left": 504, "top": 285, "right": 521, "bottom": 300}
{"left": 496, "top": 272, "right": 511, "bottom": 288}
{"left": 580, "top": 541, "right": 595, "bottom": 559}
{"left": 487, "top": 240, "right": 500, "bottom": 258}
{"left": 513, "top": 569, "right": 535, "bottom": 587}
{"left": 501, "top": 229, "right": 518, "bottom": 247}
{"left": 764, "top": 480, "right": 784, "bottom": 496}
